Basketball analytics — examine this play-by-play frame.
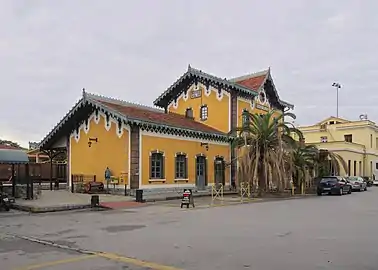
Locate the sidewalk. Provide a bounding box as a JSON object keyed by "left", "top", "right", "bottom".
{"left": 142, "top": 189, "right": 238, "bottom": 202}
{"left": 12, "top": 190, "right": 135, "bottom": 213}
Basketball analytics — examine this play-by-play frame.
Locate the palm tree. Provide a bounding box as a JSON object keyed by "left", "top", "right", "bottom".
{"left": 315, "top": 149, "right": 348, "bottom": 178}
{"left": 291, "top": 143, "right": 348, "bottom": 193}
{"left": 232, "top": 110, "right": 302, "bottom": 196}
{"left": 292, "top": 143, "right": 318, "bottom": 193}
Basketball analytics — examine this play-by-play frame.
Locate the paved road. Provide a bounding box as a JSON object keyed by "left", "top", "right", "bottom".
{"left": 1, "top": 188, "right": 378, "bottom": 269}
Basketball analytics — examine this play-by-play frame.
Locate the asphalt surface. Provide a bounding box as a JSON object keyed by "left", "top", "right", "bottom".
{"left": 1, "top": 188, "right": 378, "bottom": 269}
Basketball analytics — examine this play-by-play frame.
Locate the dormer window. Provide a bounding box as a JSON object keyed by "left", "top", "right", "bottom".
{"left": 185, "top": 107, "right": 193, "bottom": 119}
{"left": 200, "top": 105, "right": 208, "bottom": 120}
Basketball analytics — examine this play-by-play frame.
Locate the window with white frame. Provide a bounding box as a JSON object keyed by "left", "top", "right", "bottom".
{"left": 200, "top": 105, "right": 208, "bottom": 120}
{"left": 150, "top": 152, "right": 164, "bottom": 179}
{"left": 175, "top": 154, "right": 187, "bottom": 179}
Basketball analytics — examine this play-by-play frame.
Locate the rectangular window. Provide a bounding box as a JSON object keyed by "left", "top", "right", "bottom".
{"left": 371, "top": 161, "right": 373, "bottom": 177}
{"left": 359, "top": 161, "right": 362, "bottom": 176}
{"left": 344, "top": 134, "right": 352, "bottom": 142}
{"left": 200, "top": 105, "right": 208, "bottom": 120}
{"left": 353, "top": 160, "right": 357, "bottom": 176}
{"left": 348, "top": 160, "right": 351, "bottom": 176}
{"left": 376, "top": 138, "right": 378, "bottom": 150}
{"left": 376, "top": 162, "right": 378, "bottom": 170}
{"left": 320, "top": 136, "right": 328, "bottom": 143}
{"left": 150, "top": 152, "right": 164, "bottom": 179}
{"left": 371, "top": 134, "right": 373, "bottom": 148}
{"left": 175, "top": 154, "right": 187, "bottom": 179}
{"left": 242, "top": 109, "right": 249, "bottom": 126}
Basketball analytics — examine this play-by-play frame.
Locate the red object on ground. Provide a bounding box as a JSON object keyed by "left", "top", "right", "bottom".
{"left": 100, "top": 201, "right": 144, "bottom": 210}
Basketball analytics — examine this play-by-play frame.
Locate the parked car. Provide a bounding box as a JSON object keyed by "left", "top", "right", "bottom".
{"left": 362, "top": 176, "right": 373, "bottom": 187}
{"left": 373, "top": 178, "right": 378, "bottom": 186}
{"left": 346, "top": 176, "right": 367, "bottom": 191}
{"left": 317, "top": 176, "right": 352, "bottom": 196}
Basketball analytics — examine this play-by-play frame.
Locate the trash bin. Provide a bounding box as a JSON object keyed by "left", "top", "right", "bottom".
{"left": 136, "top": 189, "right": 143, "bottom": 203}
{"left": 91, "top": 195, "right": 100, "bottom": 207}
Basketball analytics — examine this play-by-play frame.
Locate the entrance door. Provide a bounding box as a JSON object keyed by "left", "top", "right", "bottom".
{"left": 196, "top": 156, "right": 207, "bottom": 190}
{"left": 214, "top": 157, "right": 225, "bottom": 186}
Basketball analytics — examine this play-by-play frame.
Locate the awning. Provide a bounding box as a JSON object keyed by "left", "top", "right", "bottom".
{"left": 0, "top": 149, "right": 29, "bottom": 164}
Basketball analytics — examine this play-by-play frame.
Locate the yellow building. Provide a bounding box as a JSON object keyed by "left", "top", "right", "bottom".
{"left": 38, "top": 66, "right": 293, "bottom": 191}
{"left": 298, "top": 116, "right": 378, "bottom": 179}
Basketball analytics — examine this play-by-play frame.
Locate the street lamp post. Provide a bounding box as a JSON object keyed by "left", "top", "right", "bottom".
{"left": 332, "top": 82, "right": 342, "bottom": 117}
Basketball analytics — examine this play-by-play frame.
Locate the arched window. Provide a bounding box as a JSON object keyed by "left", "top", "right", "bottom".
{"left": 150, "top": 151, "right": 164, "bottom": 179}
{"left": 200, "top": 105, "right": 208, "bottom": 120}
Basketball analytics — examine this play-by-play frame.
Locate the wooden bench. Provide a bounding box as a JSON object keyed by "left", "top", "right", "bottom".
{"left": 84, "top": 182, "right": 104, "bottom": 193}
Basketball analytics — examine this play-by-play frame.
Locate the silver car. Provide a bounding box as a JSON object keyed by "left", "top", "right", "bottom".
{"left": 347, "top": 176, "right": 367, "bottom": 192}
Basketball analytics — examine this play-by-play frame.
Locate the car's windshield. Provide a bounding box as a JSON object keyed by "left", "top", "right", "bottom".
{"left": 320, "top": 178, "right": 337, "bottom": 183}
{"left": 348, "top": 177, "right": 362, "bottom": 182}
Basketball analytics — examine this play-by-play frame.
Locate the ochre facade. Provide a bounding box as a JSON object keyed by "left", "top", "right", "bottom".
{"left": 168, "top": 83, "right": 230, "bottom": 133}
{"left": 237, "top": 97, "right": 282, "bottom": 127}
{"left": 140, "top": 131, "right": 230, "bottom": 188}
{"left": 39, "top": 66, "right": 293, "bottom": 191}
{"left": 70, "top": 112, "right": 129, "bottom": 185}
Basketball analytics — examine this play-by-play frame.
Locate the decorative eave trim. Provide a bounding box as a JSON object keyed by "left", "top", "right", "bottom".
{"left": 40, "top": 93, "right": 232, "bottom": 148}
{"left": 265, "top": 70, "right": 294, "bottom": 109}
{"left": 153, "top": 65, "right": 258, "bottom": 107}
{"left": 39, "top": 98, "right": 85, "bottom": 149}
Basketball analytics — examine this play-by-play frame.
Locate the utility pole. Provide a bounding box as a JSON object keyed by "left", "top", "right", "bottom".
{"left": 332, "top": 82, "right": 342, "bottom": 117}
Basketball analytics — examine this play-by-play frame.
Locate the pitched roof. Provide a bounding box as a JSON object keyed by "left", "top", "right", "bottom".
{"left": 154, "top": 65, "right": 258, "bottom": 107}
{"left": 229, "top": 70, "right": 269, "bottom": 91}
{"left": 39, "top": 91, "right": 229, "bottom": 149}
{"left": 154, "top": 66, "right": 293, "bottom": 109}
{"left": 93, "top": 98, "right": 225, "bottom": 135}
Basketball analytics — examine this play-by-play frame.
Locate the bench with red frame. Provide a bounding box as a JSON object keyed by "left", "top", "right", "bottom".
{"left": 84, "top": 181, "right": 104, "bottom": 193}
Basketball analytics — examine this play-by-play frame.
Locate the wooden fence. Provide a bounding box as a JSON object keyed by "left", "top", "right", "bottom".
{"left": 0, "top": 163, "right": 67, "bottom": 183}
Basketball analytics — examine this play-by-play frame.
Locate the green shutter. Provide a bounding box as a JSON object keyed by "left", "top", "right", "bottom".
{"left": 161, "top": 154, "right": 165, "bottom": 179}
{"left": 149, "top": 154, "right": 152, "bottom": 179}
{"left": 174, "top": 155, "right": 177, "bottom": 179}
{"left": 185, "top": 156, "right": 188, "bottom": 178}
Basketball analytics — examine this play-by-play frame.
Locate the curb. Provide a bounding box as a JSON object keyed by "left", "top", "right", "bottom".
{"left": 11, "top": 203, "right": 94, "bottom": 213}
{"left": 8, "top": 233, "right": 96, "bottom": 255}
{"left": 144, "top": 191, "right": 239, "bottom": 203}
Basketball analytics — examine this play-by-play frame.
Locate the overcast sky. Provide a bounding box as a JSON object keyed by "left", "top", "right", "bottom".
{"left": 1, "top": 0, "right": 377, "bottom": 147}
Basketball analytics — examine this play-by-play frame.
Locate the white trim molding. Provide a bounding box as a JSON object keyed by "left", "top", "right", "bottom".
{"left": 140, "top": 130, "right": 229, "bottom": 146}
{"left": 70, "top": 111, "right": 130, "bottom": 142}
{"left": 167, "top": 82, "right": 231, "bottom": 111}
{"left": 140, "top": 183, "right": 195, "bottom": 189}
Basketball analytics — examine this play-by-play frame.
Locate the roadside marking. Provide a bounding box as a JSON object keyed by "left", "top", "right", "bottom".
{"left": 13, "top": 254, "right": 97, "bottom": 270}
{"left": 97, "top": 252, "right": 182, "bottom": 270}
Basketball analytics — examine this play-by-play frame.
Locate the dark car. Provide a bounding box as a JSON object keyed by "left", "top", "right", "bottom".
{"left": 362, "top": 176, "right": 373, "bottom": 187}
{"left": 317, "top": 176, "right": 352, "bottom": 196}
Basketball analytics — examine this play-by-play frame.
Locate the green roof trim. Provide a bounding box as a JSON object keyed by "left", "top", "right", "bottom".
{"left": 0, "top": 149, "right": 29, "bottom": 164}
{"left": 39, "top": 92, "right": 231, "bottom": 149}
{"left": 153, "top": 66, "right": 258, "bottom": 107}
{"left": 153, "top": 65, "right": 294, "bottom": 109}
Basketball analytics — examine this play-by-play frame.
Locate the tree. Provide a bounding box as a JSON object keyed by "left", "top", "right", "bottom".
{"left": 231, "top": 110, "right": 302, "bottom": 195}
{"left": 291, "top": 143, "right": 348, "bottom": 193}
{"left": 0, "top": 139, "right": 22, "bottom": 149}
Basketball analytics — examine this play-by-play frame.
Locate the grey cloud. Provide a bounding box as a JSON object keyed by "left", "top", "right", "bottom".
{"left": 0, "top": 0, "right": 377, "bottom": 146}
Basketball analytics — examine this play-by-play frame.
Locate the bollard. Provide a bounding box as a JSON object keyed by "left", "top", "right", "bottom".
{"left": 124, "top": 184, "right": 127, "bottom": 196}
{"left": 91, "top": 195, "right": 100, "bottom": 207}
{"left": 136, "top": 189, "right": 144, "bottom": 203}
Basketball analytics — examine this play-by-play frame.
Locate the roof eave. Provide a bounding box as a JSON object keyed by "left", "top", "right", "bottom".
{"left": 153, "top": 67, "right": 257, "bottom": 107}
